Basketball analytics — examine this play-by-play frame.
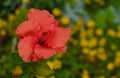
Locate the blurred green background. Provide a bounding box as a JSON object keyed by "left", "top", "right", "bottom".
{"left": 0, "top": 0, "right": 120, "bottom": 78}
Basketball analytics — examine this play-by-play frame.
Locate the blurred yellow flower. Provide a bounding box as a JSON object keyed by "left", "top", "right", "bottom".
{"left": 71, "top": 0, "right": 77, "bottom": 3}
{"left": 82, "top": 70, "right": 90, "bottom": 78}
{"left": 97, "top": 47, "right": 107, "bottom": 61}
{"left": 0, "top": 19, "right": 7, "bottom": 28}
{"left": 47, "top": 61, "right": 54, "bottom": 69}
{"left": 94, "top": 0, "right": 101, "bottom": 3}
{"left": 107, "top": 29, "right": 116, "bottom": 37}
{"left": 116, "top": 31, "right": 120, "bottom": 38}
{"left": 22, "top": 0, "right": 30, "bottom": 3}
{"left": 89, "top": 49, "right": 97, "bottom": 56}
{"left": 49, "top": 75, "right": 55, "bottom": 78}
{"left": 98, "top": 76, "right": 105, "bottom": 78}
{"left": 99, "top": 0, "right": 105, "bottom": 6}
{"left": 47, "top": 59, "right": 62, "bottom": 70}
{"left": 60, "top": 16, "right": 70, "bottom": 25}
{"left": 35, "top": 75, "right": 46, "bottom": 78}
{"left": 117, "top": 25, "right": 120, "bottom": 31}
{"left": 86, "top": 20, "right": 95, "bottom": 28}
{"left": 79, "top": 30, "right": 87, "bottom": 38}
{"left": 97, "top": 53, "right": 107, "bottom": 61}
{"left": 80, "top": 39, "right": 88, "bottom": 47}
{"left": 98, "top": 47, "right": 105, "bottom": 53}
{"left": 1, "top": 30, "right": 6, "bottom": 36}
{"left": 114, "top": 57, "right": 120, "bottom": 66}
{"left": 15, "top": 9, "right": 20, "bottom": 15}
{"left": 74, "top": 25, "right": 80, "bottom": 31}
{"left": 71, "top": 26, "right": 77, "bottom": 35}
{"left": 95, "top": 0, "right": 105, "bottom": 6}
{"left": 82, "top": 48, "right": 90, "bottom": 55}
{"left": 71, "top": 25, "right": 80, "bottom": 35}
{"left": 84, "top": 0, "right": 91, "bottom": 4}
{"left": 52, "top": 8, "right": 61, "bottom": 16}
{"left": 8, "top": 14, "right": 15, "bottom": 21}
{"left": 116, "top": 51, "right": 120, "bottom": 56}
{"left": 95, "top": 28, "right": 103, "bottom": 36}
{"left": 87, "top": 55, "right": 96, "bottom": 63}
{"left": 76, "top": 19, "right": 84, "bottom": 26}
{"left": 88, "top": 38, "right": 97, "bottom": 48}
{"left": 107, "top": 62, "right": 115, "bottom": 70}
{"left": 87, "top": 29, "right": 94, "bottom": 37}
{"left": 53, "top": 59, "right": 62, "bottom": 69}
{"left": 12, "top": 66, "right": 23, "bottom": 77}
{"left": 55, "top": 52, "right": 63, "bottom": 58}
{"left": 98, "top": 38, "right": 106, "bottom": 46}
{"left": 114, "top": 51, "right": 120, "bottom": 66}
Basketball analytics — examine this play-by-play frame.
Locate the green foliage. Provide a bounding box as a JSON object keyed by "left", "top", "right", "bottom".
{"left": 106, "top": 7, "right": 115, "bottom": 23}
{"left": 95, "top": 10, "right": 107, "bottom": 29}
{"left": 30, "top": 62, "right": 55, "bottom": 76}
{"left": 0, "top": 0, "right": 22, "bottom": 19}
{"left": 9, "top": 9, "right": 28, "bottom": 31}
{"left": 28, "top": 0, "right": 67, "bottom": 11}
{"left": 0, "top": 0, "right": 120, "bottom": 78}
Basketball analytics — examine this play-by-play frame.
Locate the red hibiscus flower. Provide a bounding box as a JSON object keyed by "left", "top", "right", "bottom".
{"left": 16, "top": 8, "right": 71, "bottom": 62}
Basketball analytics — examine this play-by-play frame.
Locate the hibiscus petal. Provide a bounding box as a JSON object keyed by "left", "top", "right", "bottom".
{"left": 48, "top": 27, "right": 71, "bottom": 49}
{"left": 27, "top": 8, "right": 55, "bottom": 30}
{"left": 32, "top": 53, "right": 43, "bottom": 62}
{"left": 16, "top": 21, "right": 40, "bottom": 37}
{"left": 57, "top": 45, "right": 67, "bottom": 53}
{"left": 54, "top": 20, "right": 60, "bottom": 27}
{"left": 18, "top": 36, "right": 38, "bottom": 62}
{"left": 34, "top": 44, "right": 56, "bottom": 59}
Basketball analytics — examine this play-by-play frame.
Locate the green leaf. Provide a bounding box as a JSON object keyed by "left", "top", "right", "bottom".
{"left": 106, "top": 7, "right": 115, "bottom": 23}
{"left": 30, "top": 62, "right": 55, "bottom": 76}
{"left": 95, "top": 10, "right": 106, "bottom": 29}
{"left": 5, "top": 52, "right": 23, "bottom": 68}
{"left": 20, "top": 64, "right": 33, "bottom": 78}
